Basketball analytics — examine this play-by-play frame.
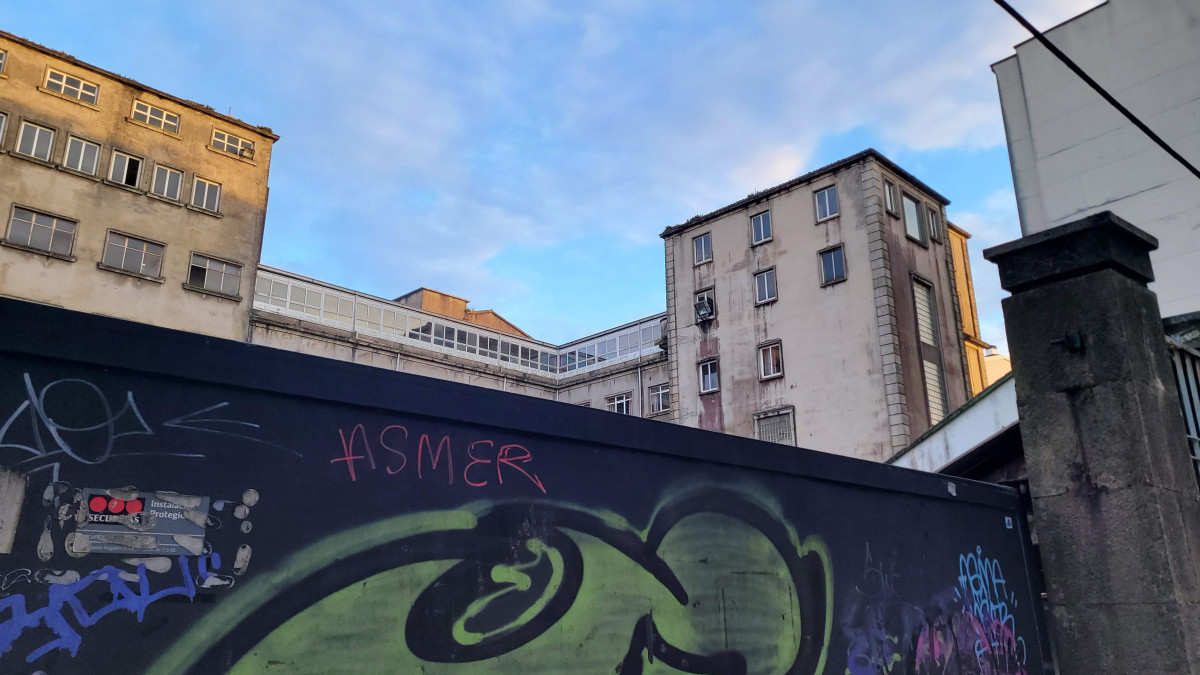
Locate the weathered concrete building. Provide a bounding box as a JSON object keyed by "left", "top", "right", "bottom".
{"left": 661, "top": 150, "right": 970, "bottom": 459}
{"left": 0, "top": 31, "right": 277, "bottom": 340}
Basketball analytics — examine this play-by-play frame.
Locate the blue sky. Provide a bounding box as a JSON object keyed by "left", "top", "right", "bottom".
{"left": 5, "top": 0, "right": 1100, "bottom": 348}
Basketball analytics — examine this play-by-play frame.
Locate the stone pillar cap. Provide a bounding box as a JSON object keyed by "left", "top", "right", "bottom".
{"left": 983, "top": 211, "right": 1158, "bottom": 293}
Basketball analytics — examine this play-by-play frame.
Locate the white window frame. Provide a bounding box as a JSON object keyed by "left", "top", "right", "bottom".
{"left": 44, "top": 68, "right": 99, "bottom": 105}
{"left": 819, "top": 245, "right": 846, "bottom": 285}
{"left": 902, "top": 193, "right": 927, "bottom": 243}
{"left": 648, "top": 383, "right": 670, "bottom": 414}
{"left": 0, "top": 113, "right": 7, "bottom": 146}
{"left": 693, "top": 232, "right": 712, "bottom": 265}
{"left": 101, "top": 231, "right": 165, "bottom": 278}
{"left": 755, "top": 410, "right": 796, "bottom": 446}
{"left": 187, "top": 253, "right": 242, "bottom": 298}
{"left": 108, "top": 150, "right": 144, "bottom": 188}
{"left": 131, "top": 100, "right": 181, "bottom": 134}
{"left": 927, "top": 206, "right": 941, "bottom": 242}
{"left": 6, "top": 206, "right": 77, "bottom": 257}
{"left": 606, "top": 392, "right": 633, "bottom": 415}
{"left": 884, "top": 180, "right": 898, "bottom": 214}
{"left": 211, "top": 129, "right": 254, "bottom": 158}
{"left": 699, "top": 360, "right": 720, "bottom": 394}
{"left": 815, "top": 185, "right": 839, "bottom": 221}
{"left": 64, "top": 136, "right": 101, "bottom": 175}
{"left": 754, "top": 268, "right": 777, "bottom": 304}
{"left": 695, "top": 287, "right": 715, "bottom": 321}
{"left": 751, "top": 211, "right": 772, "bottom": 245}
{"left": 17, "top": 121, "right": 55, "bottom": 162}
{"left": 759, "top": 342, "right": 784, "bottom": 380}
{"left": 0, "top": 50, "right": 7, "bottom": 74}
{"left": 191, "top": 177, "right": 222, "bottom": 212}
{"left": 151, "top": 164, "right": 184, "bottom": 201}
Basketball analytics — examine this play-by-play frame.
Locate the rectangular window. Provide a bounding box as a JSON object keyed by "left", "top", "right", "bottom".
{"left": 914, "top": 279, "right": 947, "bottom": 425}
{"left": 759, "top": 343, "right": 783, "bottom": 379}
{"left": 7, "top": 207, "right": 76, "bottom": 256}
{"left": 815, "top": 185, "right": 839, "bottom": 221}
{"left": 903, "top": 194, "right": 926, "bottom": 242}
{"left": 927, "top": 206, "right": 941, "bottom": 242}
{"left": 254, "top": 277, "right": 289, "bottom": 308}
{"left": 17, "top": 122, "right": 55, "bottom": 161}
{"left": 693, "top": 232, "right": 712, "bottom": 264}
{"left": 754, "top": 269, "right": 777, "bottom": 304}
{"left": 820, "top": 246, "right": 846, "bottom": 285}
{"left": 132, "top": 100, "right": 181, "bottom": 134}
{"left": 102, "top": 232, "right": 163, "bottom": 277}
{"left": 699, "top": 360, "right": 720, "bottom": 393}
{"left": 192, "top": 177, "right": 222, "bottom": 212}
{"left": 755, "top": 411, "right": 796, "bottom": 446}
{"left": 109, "top": 151, "right": 143, "bottom": 188}
{"left": 751, "top": 211, "right": 772, "bottom": 244}
{"left": 606, "top": 393, "right": 632, "bottom": 415}
{"left": 45, "top": 69, "right": 99, "bottom": 105}
{"left": 648, "top": 383, "right": 670, "bottom": 414}
{"left": 151, "top": 165, "right": 183, "bottom": 200}
{"left": 0, "top": 113, "right": 7, "bottom": 145}
{"left": 188, "top": 254, "right": 242, "bottom": 297}
{"left": 695, "top": 288, "right": 715, "bottom": 321}
{"left": 0, "top": 50, "right": 7, "bottom": 74}
{"left": 211, "top": 129, "right": 254, "bottom": 158}
{"left": 885, "top": 180, "right": 898, "bottom": 213}
{"left": 64, "top": 136, "right": 100, "bottom": 175}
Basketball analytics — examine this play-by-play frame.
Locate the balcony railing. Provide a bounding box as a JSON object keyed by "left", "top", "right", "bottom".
{"left": 253, "top": 266, "right": 664, "bottom": 380}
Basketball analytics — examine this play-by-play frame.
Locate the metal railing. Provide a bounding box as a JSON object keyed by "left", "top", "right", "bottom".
{"left": 1169, "top": 338, "right": 1200, "bottom": 487}
{"left": 253, "top": 266, "right": 664, "bottom": 380}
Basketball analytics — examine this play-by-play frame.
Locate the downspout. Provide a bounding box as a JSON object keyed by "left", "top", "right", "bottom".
{"left": 637, "top": 363, "right": 644, "bottom": 417}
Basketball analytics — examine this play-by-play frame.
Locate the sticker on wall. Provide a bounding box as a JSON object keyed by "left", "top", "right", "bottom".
{"left": 74, "top": 488, "right": 211, "bottom": 556}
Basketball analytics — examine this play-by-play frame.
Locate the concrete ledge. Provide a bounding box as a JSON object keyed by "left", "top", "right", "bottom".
{"left": 983, "top": 211, "right": 1158, "bottom": 292}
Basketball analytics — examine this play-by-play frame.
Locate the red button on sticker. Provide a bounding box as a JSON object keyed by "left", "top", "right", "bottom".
{"left": 108, "top": 498, "right": 125, "bottom": 514}
{"left": 89, "top": 495, "right": 108, "bottom": 512}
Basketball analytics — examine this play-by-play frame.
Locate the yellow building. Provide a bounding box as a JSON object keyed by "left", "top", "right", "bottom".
{"left": 948, "top": 222, "right": 993, "bottom": 396}
{"left": 0, "top": 31, "right": 277, "bottom": 340}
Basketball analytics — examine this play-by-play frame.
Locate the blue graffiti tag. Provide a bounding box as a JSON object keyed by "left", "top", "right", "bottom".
{"left": 0, "top": 554, "right": 220, "bottom": 663}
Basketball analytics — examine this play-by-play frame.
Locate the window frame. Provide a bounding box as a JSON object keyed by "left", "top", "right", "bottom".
{"left": 191, "top": 176, "right": 222, "bottom": 213}
{"left": 693, "top": 232, "right": 712, "bottom": 265}
{"left": 699, "top": 359, "right": 720, "bottom": 394}
{"left": 130, "top": 100, "right": 181, "bottom": 135}
{"left": 210, "top": 128, "right": 255, "bottom": 159}
{"left": 648, "top": 383, "right": 670, "bottom": 415}
{"left": 150, "top": 164, "right": 185, "bottom": 201}
{"left": 884, "top": 180, "right": 898, "bottom": 214}
{"left": 107, "top": 149, "right": 145, "bottom": 189}
{"left": 927, "top": 206, "right": 942, "bottom": 242}
{"left": 99, "top": 230, "right": 166, "bottom": 280}
{"left": 902, "top": 193, "right": 927, "bottom": 244}
{"left": 758, "top": 342, "right": 784, "bottom": 380}
{"left": 0, "top": 49, "right": 7, "bottom": 75}
{"left": 63, "top": 135, "right": 102, "bottom": 176}
{"left": 750, "top": 210, "right": 772, "bottom": 245}
{"left": 0, "top": 112, "right": 9, "bottom": 149}
{"left": 3, "top": 204, "right": 78, "bottom": 260}
{"left": 912, "top": 275, "right": 948, "bottom": 426}
{"left": 814, "top": 185, "right": 839, "bottom": 222}
{"left": 185, "top": 252, "right": 243, "bottom": 300}
{"left": 754, "top": 268, "right": 777, "bottom": 305}
{"left": 605, "top": 392, "right": 633, "bottom": 415}
{"left": 819, "top": 244, "right": 847, "bottom": 286}
{"left": 16, "top": 121, "right": 56, "bottom": 162}
{"left": 754, "top": 409, "right": 796, "bottom": 446}
{"left": 694, "top": 287, "right": 716, "bottom": 322}
{"left": 42, "top": 68, "right": 100, "bottom": 106}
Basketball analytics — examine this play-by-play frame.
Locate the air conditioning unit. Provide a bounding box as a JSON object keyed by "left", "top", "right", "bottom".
{"left": 694, "top": 299, "right": 714, "bottom": 322}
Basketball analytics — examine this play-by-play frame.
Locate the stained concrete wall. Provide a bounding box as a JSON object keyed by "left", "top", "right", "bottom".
{"left": 0, "top": 31, "right": 275, "bottom": 340}
{"left": 556, "top": 356, "right": 669, "bottom": 416}
{"left": 993, "top": 0, "right": 1200, "bottom": 318}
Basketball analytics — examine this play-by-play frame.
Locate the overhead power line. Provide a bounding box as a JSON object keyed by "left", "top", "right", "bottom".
{"left": 993, "top": 0, "right": 1200, "bottom": 182}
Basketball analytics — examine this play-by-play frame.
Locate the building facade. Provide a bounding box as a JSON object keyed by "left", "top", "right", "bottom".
{"left": 992, "top": 0, "right": 1200, "bottom": 321}
{"left": 0, "top": 31, "right": 277, "bottom": 340}
{"left": 661, "top": 150, "right": 970, "bottom": 460}
{"left": 949, "top": 222, "right": 994, "bottom": 396}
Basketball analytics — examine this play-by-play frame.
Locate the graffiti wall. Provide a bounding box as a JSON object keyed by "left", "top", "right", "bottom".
{"left": 0, "top": 299, "right": 1046, "bottom": 674}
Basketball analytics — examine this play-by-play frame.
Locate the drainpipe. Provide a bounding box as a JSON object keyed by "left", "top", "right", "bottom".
{"left": 637, "top": 363, "right": 644, "bottom": 417}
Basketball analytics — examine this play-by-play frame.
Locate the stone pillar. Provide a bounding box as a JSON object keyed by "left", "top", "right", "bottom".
{"left": 984, "top": 212, "right": 1200, "bottom": 674}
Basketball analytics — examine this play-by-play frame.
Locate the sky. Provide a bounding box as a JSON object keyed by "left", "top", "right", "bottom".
{"left": 4, "top": 0, "right": 1103, "bottom": 348}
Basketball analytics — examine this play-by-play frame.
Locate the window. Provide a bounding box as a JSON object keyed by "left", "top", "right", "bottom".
{"left": 606, "top": 393, "right": 632, "bottom": 415}
{"left": 903, "top": 194, "right": 926, "bottom": 242}
{"left": 131, "top": 101, "right": 180, "bottom": 134}
{"left": 913, "top": 279, "right": 947, "bottom": 425}
{"left": 648, "top": 384, "right": 670, "bottom": 414}
{"left": 192, "top": 177, "right": 221, "bottom": 212}
{"left": 751, "top": 211, "right": 772, "bottom": 244}
{"left": 0, "top": 50, "right": 7, "bottom": 74}
{"left": 102, "top": 232, "right": 163, "bottom": 277}
{"left": 211, "top": 129, "right": 254, "bottom": 158}
{"left": 927, "top": 206, "right": 941, "bottom": 242}
{"left": 151, "top": 165, "right": 183, "bottom": 200}
{"left": 45, "top": 69, "right": 99, "bottom": 104}
{"left": 0, "top": 113, "right": 6, "bottom": 144}
{"left": 6, "top": 207, "right": 76, "bottom": 256}
{"left": 254, "top": 277, "right": 290, "bottom": 308}
{"left": 755, "top": 411, "right": 795, "bottom": 446}
{"left": 17, "top": 122, "right": 54, "bottom": 161}
{"left": 109, "top": 151, "right": 143, "bottom": 188}
{"left": 820, "top": 246, "right": 846, "bottom": 285}
{"left": 815, "top": 185, "right": 839, "bottom": 221}
{"left": 885, "top": 181, "right": 898, "bottom": 213}
{"left": 64, "top": 137, "right": 100, "bottom": 175}
{"left": 693, "top": 232, "right": 712, "bottom": 264}
{"left": 695, "top": 288, "right": 715, "bottom": 321}
{"left": 699, "top": 360, "right": 720, "bottom": 393}
{"left": 759, "top": 343, "right": 783, "bottom": 379}
{"left": 754, "top": 269, "right": 777, "bottom": 304}
{"left": 187, "top": 254, "right": 242, "bottom": 297}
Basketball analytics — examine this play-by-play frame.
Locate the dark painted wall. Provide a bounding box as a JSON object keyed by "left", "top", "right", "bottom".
{"left": 0, "top": 298, "right": 1045, "bottom": 674}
